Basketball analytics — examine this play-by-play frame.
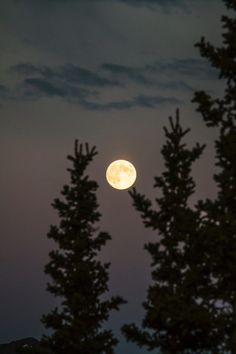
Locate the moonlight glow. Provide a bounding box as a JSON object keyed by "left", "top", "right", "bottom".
{"left": 106, "top": 160, "right": 137, "bottom": 190}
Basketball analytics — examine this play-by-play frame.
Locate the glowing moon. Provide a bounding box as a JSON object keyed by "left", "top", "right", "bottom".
{"left": 106, "top": 160, "right": 137, "bottom": 190}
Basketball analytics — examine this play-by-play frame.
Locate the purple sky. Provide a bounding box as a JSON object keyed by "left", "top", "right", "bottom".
{"left": 0, "top": 0, "right": 224, "bottom": 353}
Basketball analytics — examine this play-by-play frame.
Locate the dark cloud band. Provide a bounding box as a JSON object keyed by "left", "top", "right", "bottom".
{"left": 4, "top": 57, "right": 216, "bottom": 110}
{"left": 11, "top": 63, "right": 120, "bottom": 88}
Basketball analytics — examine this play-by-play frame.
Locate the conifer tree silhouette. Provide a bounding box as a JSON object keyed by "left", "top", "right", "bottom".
{"left": 122, "top": 110, "right": 214, "bottom": 354}
{"left": 192, "top": 0, "right": 236, "bottom": 352}
{"left": 42, "top": 141, "right": 126, "bottom": 354}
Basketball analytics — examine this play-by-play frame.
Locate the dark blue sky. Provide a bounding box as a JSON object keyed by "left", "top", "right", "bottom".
{"left": 0, "top": 0, "right": 224, "bottom": 353}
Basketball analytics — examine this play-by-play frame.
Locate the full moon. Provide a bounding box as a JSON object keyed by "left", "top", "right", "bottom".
{"left": 106, "top": 160, "right": 137, "bottom": 190}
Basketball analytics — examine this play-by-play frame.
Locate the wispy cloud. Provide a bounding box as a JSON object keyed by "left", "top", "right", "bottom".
{"left": 146, "top": 58, "right": 218, "bottom": 79}
{"left": 80, "top": 94, "right": 182, "bottom": 111}
{"left": 20, "top": 76, "right": 182, "bottom": 110}
{"left": 11, "top": 58, "right": 215, "bottom": 99}
{"left": 4, "top": 56, "right": 215, "bottom": 110}
{"left": 0, "top": 84, "right": 9, "bottom": 98}
{"left": 6, "top": 62, "right": 182, "bottom": 110}
{"left": 24, "top": 0, "right": 187, "bottom": 9}
{"left": 24, "top": 78, "right": 66, "bottom": 97}
{"left": 101, "top": 58, "right": 216, "bottom": 91}
{"left": 101, "top": 63, "right": 151, "bottom": 85}
{"left": 11, "top": 63, "right": 121, "bottom": 88}
{"left": 119, "top": 0, "right": 186, "bottom": 9}
{"left": 0, "top": 84, "right": 11, "bottom": 105}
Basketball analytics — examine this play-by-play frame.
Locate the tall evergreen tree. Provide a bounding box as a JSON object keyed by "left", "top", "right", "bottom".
{"left": 122, "top": 110, "right": 213, "bottom": 354}
{"left": 41, "top": 141, "right": 126, "bottom": 354}
{"left": 192, "top": 0, "right": 236, "bottom": 352}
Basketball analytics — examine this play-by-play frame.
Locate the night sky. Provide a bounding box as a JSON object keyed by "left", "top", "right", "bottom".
{"left": 0, "top": 0, "right": 224, "bottom": 353}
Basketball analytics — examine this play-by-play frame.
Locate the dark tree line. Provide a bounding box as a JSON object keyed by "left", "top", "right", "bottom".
{"left": 42, "top": 0, "right": 236, "bottom": 353}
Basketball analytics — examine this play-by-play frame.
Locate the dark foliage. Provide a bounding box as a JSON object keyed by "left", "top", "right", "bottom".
{"left": 42, "top": 141, "right": 126, "bottom": 354}
{"left": 192, "top": 0, "right": 236, "bottom": 352}
{"left": 121, "top": 110, "right": 217, "bottom": 354}
{"left": 0, "top": 338, "right": 42, "bottom": 354}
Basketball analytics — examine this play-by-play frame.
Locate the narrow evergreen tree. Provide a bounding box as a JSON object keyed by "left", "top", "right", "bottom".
{"left": 192, "top": 0, "right": 236, "bottom": 352}
{"left": 42, "top": 141, "right": 126, "bottom": 354}
{"left": 122, "top": 110, "right": 213, "bottom": 354}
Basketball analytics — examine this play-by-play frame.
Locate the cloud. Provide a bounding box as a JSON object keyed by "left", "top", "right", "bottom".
{"left": 38, "top": 0, "right": 220, "bottom": 12}
{"left": 102, "top": 59, "right": 217, "bottom": 83}
{"left": 6, "top": 57, "right": 214, "bottom": 110}
{"left": 21, "top": 77, "right": 182, "bottom": 110}
{"left": 22, "top": 77, "right": 181, "bottom": 110}
{"left": 6, "top": 62, "right": 182, "bottom": 110}
{"left": 11, "top": 63, "right": 120, "bottom": 88}
{"left": 146, "top": 58, "right": 217, "bottom": 79}
{"left": 24, "top": 78, "right": 66, "bottom": 97}
{"left": 0, "top": 84, "right": 9, "bottom": 98}
{"left": 0, "top": 84, "right": 12, "bottom": 105}
{"left": 11, "top": 58, "right": 215, "bottom": 103}
{"left": 101, "top": 63, "right": 151, "bottom": 85}
{"left": 10, "top": 64, "right": 58, "bottom": 84}
{"left": 81, "top": 93, "right": 182, "bottom": 111}
{"left": 20, "top": 77, "right": 95, "bottom": 103}
{"left": 133, "top": 93, "right": 181, "bottom": 107}
{"left": 21, "top": 0, "right": 183, "bottom": 3}
{"left": 119, "top": 0, "right": 185, "bottom": 8}
{"left": 158, "top": 80, "right": 194, "bottom": 92}
{"left": 22, "top": 0, "right": 186, "bottom": 9}
{"left": 101, "top": 58, "right": 215, "bottom": 91}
